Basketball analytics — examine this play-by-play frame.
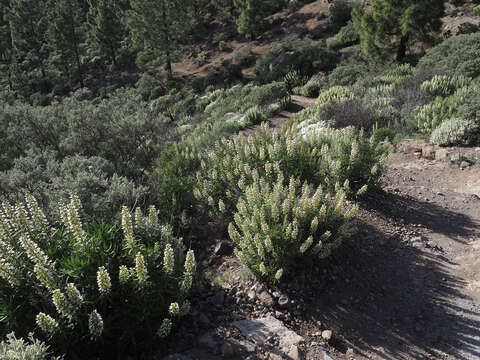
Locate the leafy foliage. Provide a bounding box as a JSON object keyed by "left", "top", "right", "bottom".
{"left": 430, "top": 118, "right": 479, "bottom": 146}
{"left": 352, "top": 0, "right": 444, "bottom": 60}
{"left": 417, "top": 33, "right": 480, "bottom": 78}
{"left": 253, "top": 35, "right": 338, "bottom": 83}
{"left": 326, "top": 21, "right": 359, "bottom": 50}
{"left": 228, "top": 174, "right": 357, "bottom": 282}
{"left": 0, "top": 333, "right": 60, "bottom": 360}
{"left": 329, "top": 0, "right": 352, "bottom": 32}
{"left": 0, "top": 194, "right": 195, "bottom": 358}
{"left": 420, "top": 75, "right": 471, "bottom": 97}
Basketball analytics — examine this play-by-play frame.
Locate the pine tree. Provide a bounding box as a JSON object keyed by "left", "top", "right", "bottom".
{"left": 0, "top": 0, "right": 13, "bottom": 89}
{"left": 87, "top": 0, "right": 124, "bottom": 65}
{"left": 6, "top": 0, "right": 49, "bottom": 81}
{"left": 352, "top": 0, "right": 445, "bottom": 61}
{"left": 233, "top": 0, "right": 266, "bottom": 39}
{"left": 127, "top": 0, "right": 189, "bottom": 79}
{"left": 48, "top": 0, "right": 85, "bottom": 87}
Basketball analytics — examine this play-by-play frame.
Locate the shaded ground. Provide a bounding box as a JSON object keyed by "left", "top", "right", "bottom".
{"left": 165, "top": 144, "right": 480, "bottom": 360}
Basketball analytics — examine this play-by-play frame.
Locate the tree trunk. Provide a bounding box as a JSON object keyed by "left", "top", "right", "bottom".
{"left": 396, "top": 34, "right": 409, "bottom": 61}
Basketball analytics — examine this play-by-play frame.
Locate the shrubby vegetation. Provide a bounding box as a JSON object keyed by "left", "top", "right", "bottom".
{"left": 3, "top": 0, "right": 480, "bottom": 356}
{"left": 0, "top": 193, "right": 195, "bottom": 358}
{"left": 229, "top": 174, "right": 357, "bottom": 282}
{"left": 252, "top": 35, "right": 338, "bottom": 83}
{"left": 417, "top": 33, "right": 480, "bottom": 78}
{"left": 0, "top": 333, "right": 59, "bottom": 360}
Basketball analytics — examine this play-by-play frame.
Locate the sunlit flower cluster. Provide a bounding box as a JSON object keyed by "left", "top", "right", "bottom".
{"left": 229, "top": 172, "right": 357, "bottom": 281}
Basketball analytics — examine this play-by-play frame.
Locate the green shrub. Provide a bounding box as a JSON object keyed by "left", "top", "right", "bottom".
{"left": 474, "top": 6, "right": 480, "bottom": 16}
{"left": 418, "top": 33, "right": 480, "bottom": 78}
{"left": 243, "top": 107, "right": 268, "bottom": 125}
{"left": 316, "top": 86, "right": 357, "bottom": 109}
{"left": 191, "top": 64, "right": 243, "bottom": 92}
{"left": 430, "top": 118, "right": 480, "bottom": 146}
{"left": 284, "top": 70, "right": 307, "bottom": 92}
{"left": 326, "top": 21, "right": 359, "bottom": 49}
{"left": 228, "top": 174, "right": 358, "bottom": 282}
{"left": 373, "top": 127, "right": 396, "bottom": 142}
{"left": 253, "top": 35, "right": 338, "bottom": 83}
{"left": 155, "top": 142, "right": 202, "bottom": 227}
{"left": 0, "top": 153, "right": 148, "bottom": 219}
{"left": 233, "top": 50, "right": 256, "bottom": 67}
{"left": 303, "top": 83, "right": 324, "bottom": 97}
{"left": 0, "top": 333, "right": 60, "bottom": 360}
{"left": 329, "top": 0, "right": 352, "bottom": 31}
{"left": 136, "top": 73, "right": 159, "bottom": 101}
{"left": 420, "top": 75, "right": 471, "bottom": 97}
{"left": 319, "top": 99, "right": 375, "bottom": 130}
{"left": 195, "top": 122, "right": 388, "bottom": 222}
{"left": 328, "top": 62, "right": 369, "bottom": 86}
{"left": 0, "top": 194, "right": 195, "bottom": 358}
{"left": 415, "top": 86, "right": 473, "bottom": 134}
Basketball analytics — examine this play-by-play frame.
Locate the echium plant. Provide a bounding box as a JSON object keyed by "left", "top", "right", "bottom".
{"left": 228, "top": 172, "right": 359, "bottom": 282}
{"left": 0, "top": 193, "right": 195, "bottom": 358}
{"left": 195, "top": 122, "right": 388, "bottom": 225}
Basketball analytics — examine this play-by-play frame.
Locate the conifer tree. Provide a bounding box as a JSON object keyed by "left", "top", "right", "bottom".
{"left": 87, "top": 0, "right": 124, "bottom": 65}
{"left": 0, "top": 0, "right": 13, "bottom": 89}
{"left": 233, "top": 0, "right": 266, "bottom": 39}
{"left": 352, "top": 0, "right": 444, "bottom": 61}
{"left": 127, "top": 0, "right": 189, "bottom": 79}
{"left": 48, "top": 0, "right": 85, "bottom": 87}
{"left": 6, "top": 0, "right": 49, "bottom": 81}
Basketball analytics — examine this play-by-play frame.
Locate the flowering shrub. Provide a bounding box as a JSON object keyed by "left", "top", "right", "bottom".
{"left": 228, "top": 174, "right": 358, "bottom": 282}
{"left": 420, "top": 75, "right": 471, "bottom": 97}
{"left": 0, "top": 333, "right": 60, "bottom": 360}
{"left": 0, "top": 193, "right": 195, "bottom": 358}
{"left": 430, "top": 118, "right": 480, "bottom": 146}
{"left": 243, "top": 107, "right": 268, "bottom": 125}
{"left": 415, "top": 86, "right": 472, "bottom": 134}
{"left": 316, "top": 86, "right": 356, "bottom": 109}
{"left": 195, "top": 122, "right": 388, "bottom": 222}
{"left": 284, "top": 70, "right": 307, "bottom": 93}
{"left": 374, "top": 64, "right": 414, "bottom": 86}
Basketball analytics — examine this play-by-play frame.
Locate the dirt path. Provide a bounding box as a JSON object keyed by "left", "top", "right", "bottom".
{"left": 239, "top": 94, "right": 317, "bottom": 137}
{"left": 308, "top": 146, "right": 480, "bottom": 360}
{"left": 167, "top": 132, "right": 480, "bottom": 360}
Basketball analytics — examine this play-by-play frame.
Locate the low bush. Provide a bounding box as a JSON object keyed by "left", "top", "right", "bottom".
{"left": 415, "top": 86, "right": 472, "bottom": 134}
{"left": 233, "top": 50, "right": 256, "bottom": 67}
{"left": 316, "top": 86, "right": 357, "bottom": 109}
{"left": 326, "top": 21, "right": 359, "bottom": 49}
{"left": 417, "top": 33, "right": 480, "bottom": 78}
{"left": 0, "top": 333, "right": 59, "bottom": 360}
{"left": 253, "top": 35, "right": 338, "bottom": 83}
{"left": 284, "top": 69, "right": 308, "bottom": 93}
{"left": 243, "top": 107, "right": 268, "bottom": 125}
{"left": 329, "top": 0, "right": 352, "bottom": 32}
{"left": 0, "top": 153, "right": 148, "bottom": 219}
{"left": 328, "top": 62, "right": 369, "bottom": 86}
{"left": 191, "top": 64, "right": 243, "bottom": 92}
{"left": 430, "top": 118, "right": 480, "bottom": 146}
{"left": 373, "top": 127, "right": 396, "bottom": 142}
{"left": 0, "top": 194, "right": 195, "bottom": 358}
{"left": 228, "top": 174, "right": 358, "bottom": 282}
{"left": 195, "top": 122, "right": 388, "bottom": 222}
{"left": 319, "top": 99, "right": 375, "bottom": 130}
{"left": 420, "top": 75, "right": 471, "bottom": 97}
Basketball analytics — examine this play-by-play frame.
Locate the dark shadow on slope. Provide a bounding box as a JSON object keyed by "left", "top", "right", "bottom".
{"left": 361, "top": 189, "right": 479, "bottom": 243}
{"left": 276, "top": 191, "right": 480, "bottom": 359}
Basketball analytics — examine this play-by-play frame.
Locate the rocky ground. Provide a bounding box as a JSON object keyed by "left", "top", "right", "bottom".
{"left": 160, "top": 140, "right": 480, "bottom": 360}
